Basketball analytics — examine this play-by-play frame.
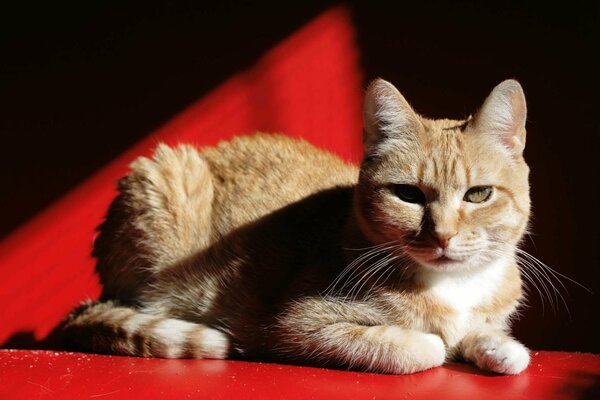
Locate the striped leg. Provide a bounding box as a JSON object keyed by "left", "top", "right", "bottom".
{"left": 63, "top": 301, "right": 229, "bottom": 359}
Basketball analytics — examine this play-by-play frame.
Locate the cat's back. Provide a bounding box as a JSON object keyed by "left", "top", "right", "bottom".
{"left": 202, "top": 133, "right": 359, "bottom": 236}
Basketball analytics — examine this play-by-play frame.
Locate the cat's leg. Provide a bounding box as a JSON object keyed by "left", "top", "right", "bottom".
{"left": 304, "top": 323, "right": 445, "bottom": 374}
{"left": 459, "top": 329, "right": 530, "bottom": 374}
{"left": 275, "top": 299, "right": 446, "bottom": 374}
{"left": 63, "top": 300, "right": 229, "bottom": 359}
{"left": 109, "top": 143, "right": 215, "bottom": 273}
{"left": 94, "top": 143, "right": 215, "bottom": 300}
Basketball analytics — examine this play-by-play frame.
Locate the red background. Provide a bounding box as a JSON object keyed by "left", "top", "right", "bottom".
{"left": 0, "top": 1, "right": 598, "bottom": 354}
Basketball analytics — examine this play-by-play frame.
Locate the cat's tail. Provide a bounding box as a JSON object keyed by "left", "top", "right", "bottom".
{"left": 62, "top": 300, "right": 229, "bottom": 359}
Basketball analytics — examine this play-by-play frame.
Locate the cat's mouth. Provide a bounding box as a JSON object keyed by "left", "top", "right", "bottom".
{"left": 403, "top": 241, "right": 477, "bottom": 270}
{"left": 405, "top": 247, "right": 467, "bottom": 270}
{"left": 430, "top": 255, "right": 455, "bottom": 264}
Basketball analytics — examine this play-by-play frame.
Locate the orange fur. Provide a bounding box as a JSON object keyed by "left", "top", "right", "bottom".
{"left": 63, "top": 79, "right": 532, "bottom": 375}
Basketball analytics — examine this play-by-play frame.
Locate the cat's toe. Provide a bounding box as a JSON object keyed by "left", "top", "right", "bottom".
{"left": 475, "top": 339, "right": 530, "bottom": 375}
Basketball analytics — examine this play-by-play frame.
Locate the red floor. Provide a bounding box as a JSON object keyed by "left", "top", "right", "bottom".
{"left": 1, "top": 7, "right": 598, "bottom": 400}
{"left": 1, "top": 350, "right": 598, "bottom": 400}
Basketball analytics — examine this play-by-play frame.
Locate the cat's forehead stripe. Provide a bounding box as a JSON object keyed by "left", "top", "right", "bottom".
{"left": 417, "top": 130, "right": 471, "bottom": 188}
{"left": 463, "top": 157, "right": 472, "bottom": 187}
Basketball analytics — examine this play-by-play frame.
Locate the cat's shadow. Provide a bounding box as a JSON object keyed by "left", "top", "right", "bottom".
{"left": 1, "top": 323, "right": 65, "bottom": 351}
{"left": 443, "top": 361, "right": 498, "bottom": 377}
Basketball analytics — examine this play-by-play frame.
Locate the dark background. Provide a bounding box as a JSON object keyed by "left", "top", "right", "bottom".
{"left": 1, "top": 1, "right": 598, "bottom": 352}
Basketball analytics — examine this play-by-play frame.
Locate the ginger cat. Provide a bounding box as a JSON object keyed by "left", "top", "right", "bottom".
{"left": 63, "top": 79, "right": 531, "bottom": 374}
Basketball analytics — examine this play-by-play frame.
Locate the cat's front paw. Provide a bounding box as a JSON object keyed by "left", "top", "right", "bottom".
{"left": 381, "top": 328, "right": 446, "bottom": 374}
{"left": 412, "top": 332, "right": 447, "bottom": 371}
{"left": 471, "top": 337, "right": 530, "bottom": 375}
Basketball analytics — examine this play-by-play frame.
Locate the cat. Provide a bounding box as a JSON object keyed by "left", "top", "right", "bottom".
{"left": 63, "top": 78, "right": 531, "bottom": 375}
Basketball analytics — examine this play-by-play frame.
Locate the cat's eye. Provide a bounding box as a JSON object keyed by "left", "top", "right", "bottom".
{"left": 464, "top": 186, "right": 494, "bottom": 203}
{"left": 393, "top": 184, "right": 425, "bottom": 204}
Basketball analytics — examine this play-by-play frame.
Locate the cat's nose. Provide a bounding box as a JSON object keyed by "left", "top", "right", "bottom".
{"left": 433, "top": 229, "right": 458, "bottom": 249}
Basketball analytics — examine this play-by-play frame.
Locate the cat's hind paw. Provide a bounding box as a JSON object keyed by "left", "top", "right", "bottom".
{"left": 194, "top": 327, "right": 230, "bottom": 359}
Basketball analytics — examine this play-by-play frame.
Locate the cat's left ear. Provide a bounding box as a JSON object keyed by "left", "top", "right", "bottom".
{"left": 470, "top": 79, "right": 527, "bottom": 156}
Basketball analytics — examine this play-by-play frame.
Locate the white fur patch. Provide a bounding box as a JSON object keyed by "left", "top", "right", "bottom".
{"left": 419, "top": 332, "right": 446, "bottom": 365}
{"left": 151, "top": 319, "right": 197, "bottom": 358}
{"left": 416, "top": 256, "right": 510, "bottom": 341}
{"left": 474, "top": 337, "right": 530, "bottom": 374}
{"left": 196, "top": 328, "right": 229, "bottom": 359}
{"left": 420, "top": 256, "right": 509, "bottom": 311}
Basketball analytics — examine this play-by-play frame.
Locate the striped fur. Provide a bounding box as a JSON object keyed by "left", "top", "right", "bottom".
{"left": 63, "top": 79, "right": 532, "bottom": 374}
{"left": 64, "top": 301, "right": 228, "bottom": 358}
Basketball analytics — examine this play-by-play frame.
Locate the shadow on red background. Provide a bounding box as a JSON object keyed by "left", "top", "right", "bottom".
{"left": 0, "top": 1, "right": 598, "bottom": 353}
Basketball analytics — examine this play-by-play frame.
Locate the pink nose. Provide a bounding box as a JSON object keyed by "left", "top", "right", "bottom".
{"left": 434, "top": 230, "right": 457, "bottom": 249}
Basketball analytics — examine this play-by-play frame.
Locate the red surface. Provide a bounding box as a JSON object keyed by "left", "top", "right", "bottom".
{"left": 1, "top": 6, "right": 598, "bottom": 400}
{"left": 0, "top": 350, "right": 598, "bottom": 400}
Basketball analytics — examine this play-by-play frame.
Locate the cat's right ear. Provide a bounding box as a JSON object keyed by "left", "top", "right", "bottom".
{"left": 363, "top": 79, "right": 421, "bottom": 156}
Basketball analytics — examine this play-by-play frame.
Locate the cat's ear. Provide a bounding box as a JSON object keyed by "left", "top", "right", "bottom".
{"left": 470, "top": 79, "right": 527, "bottom": 156}
{"left": 363, "top": 79, "right": 421, "bottom": 155}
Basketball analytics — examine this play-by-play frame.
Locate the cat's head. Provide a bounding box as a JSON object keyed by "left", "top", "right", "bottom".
{"left": 355, "top": 79, "right": 530, "bottom": 272}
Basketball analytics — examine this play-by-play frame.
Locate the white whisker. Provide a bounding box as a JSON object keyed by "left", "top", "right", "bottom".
{"left": 322, "top": 242, "right": 401, "bottom": 297}
{"left": 515, "top": 248, "right": 591, "bottom": 293}
{"left": 488, "top": 242, "right": 590, "bottom": 318}
{"left": 346, "top": 254, "right": 397, "bottom": 302}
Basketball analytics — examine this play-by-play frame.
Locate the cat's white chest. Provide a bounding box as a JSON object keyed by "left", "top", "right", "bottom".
{"left": 418, "top": 258, "right": 509, "bottom": 340}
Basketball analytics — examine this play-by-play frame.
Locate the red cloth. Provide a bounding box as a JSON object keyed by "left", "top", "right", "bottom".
{"left": 0, "top": 350, "right": 598, "bottom": 400}
{"left": 0, "top": 7, "right": 598, "bottom": 400}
